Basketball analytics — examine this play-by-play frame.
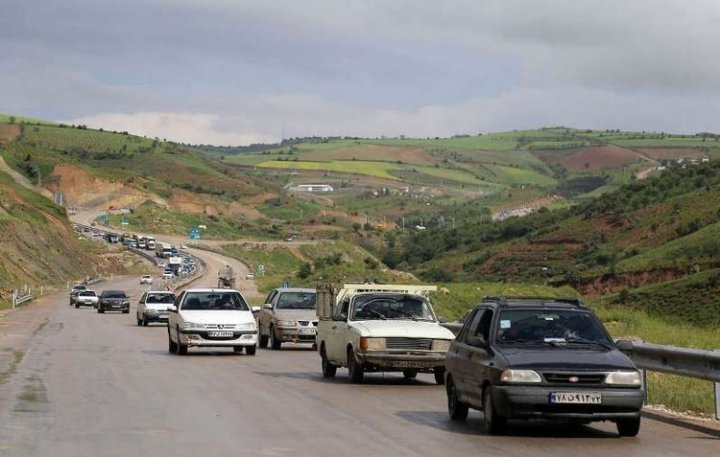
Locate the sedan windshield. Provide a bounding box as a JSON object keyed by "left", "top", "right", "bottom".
{"left": 181, "top": 292, "right": 249, "bottom": 311}
{"left": 496, "top": 309, "right": 612, "bottom": 346}
{"left": 351, "top": 295, "right": 435, "bottom": 321}
{"left": 78, "top": 291, "right": 96, "bottom": 297}
{"left": 103, "top": 291, "right": 128, "bottom": 299}
{"left": 275, "top": 292, "right": 316, "bottom": 310}
{"left": 146, "top": 293, "right": 176, "bottom": 303}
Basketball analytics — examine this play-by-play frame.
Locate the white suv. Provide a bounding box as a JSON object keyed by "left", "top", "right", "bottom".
{"left": 167, "top": 288, "right": 260, "bottom": 355}
{"left": 140, "top": 275, "right": 153, "bottom": 285}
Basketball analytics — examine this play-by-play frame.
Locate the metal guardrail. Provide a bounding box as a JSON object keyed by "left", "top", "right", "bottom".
{"left": 12, "top": 289, "right": 33, "bottom": 307}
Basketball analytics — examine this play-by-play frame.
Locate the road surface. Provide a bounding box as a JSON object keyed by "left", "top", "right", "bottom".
{"left": 0, "top": 275, "right": 718, "bottom": 456}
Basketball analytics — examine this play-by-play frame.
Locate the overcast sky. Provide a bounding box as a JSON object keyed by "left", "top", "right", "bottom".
{"left": 2, "top": 0, "right": 719, "bottom": 145}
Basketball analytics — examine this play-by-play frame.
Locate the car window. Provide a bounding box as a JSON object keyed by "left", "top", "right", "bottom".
{"left": 475, "top": 310, "right": 494, "bottom": 341}
{"left": 334, "top": 299, "right": 350, "bottom": 320}
{"left": 275, "top": 292, "right": 316, "bottom": 310}
{"left": 78, "top": 291, "right": 96, "bottom": 297}
{"left": 463, "top": 308, "right": 486, "bottom": 343}
{"left": 265, "top": 290, "right": 277, "bottom": 305}
{"left": 146, "top": 293, "right": 177, "bottom": 303}
{"left": 496, "top": 309, "right": 612, "bottom": 344}
{"left": 457, "top": 308, "right": 480, "bottom": 341}
{"left": 102, "top": 291, "right": 128, "bottom": 298}
{"left": 180, "top": 292, "right": 249, "bottom": 311}
{"left": 351, "top": 295, "right": 435, "bottom": 321}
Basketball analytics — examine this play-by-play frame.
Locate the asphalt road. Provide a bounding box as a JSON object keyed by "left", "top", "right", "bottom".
{"left": 1, "top": 273, "right": 719, "bottom": 457}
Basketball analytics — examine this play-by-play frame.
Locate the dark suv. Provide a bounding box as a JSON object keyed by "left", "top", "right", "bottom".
{"left": 445, "top": 296, "right": 644, "bottom": 436}
{"left": 97, "top": 290, "right": 131, "bottom": 314}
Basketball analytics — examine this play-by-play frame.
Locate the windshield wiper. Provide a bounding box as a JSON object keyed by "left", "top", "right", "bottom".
{"left": 360, "top": 309, "right": 387, "bottom": 320}
{"left": 502, "top": 339, "right": 559, "bottom": 346}
{"left": 564, "top": 338, "right": 613, "bottom": 350}
{"left": 394, "top": 312, "right": 418, "bottom": 321}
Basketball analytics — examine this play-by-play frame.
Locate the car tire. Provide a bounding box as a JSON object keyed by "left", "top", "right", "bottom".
{"left": 347, "top": 347, "right": 364, "bottom": 384}
{"left": 245, "top": 345, "right": 257, "bottom": 356}
{"left": 75, "top": 303, "right": 80, "bottom": 308}
{"left": 137, "top": 316, "right": 142, "bottom": 326}
{"left": 270, "top": 326, "right": 281, "bottom": 350}
{"left": 98, "top": 306, "right": 104, "bottom": 314}
{"left": 142, "top": 318, "right": 148, "bottom": 327}
{"left": 259, "top": 333, "right": 269, "bottom": 349}
{"left": 122, "top": 309, "right": 129, "bottom": 314}
{"left": 233, "top": 346, "right": 243, "bottom": 353}
{"left": 434, "top": 367, "right": 446, "bottom": 385}
{"left": 447, "top": 377, "right": 469, "bottom": 421}
{"left": 321, "top": 345, "right": 337, "bottom": 378}
{"left": 403, "top": 370, "right": 418, "bottom": 380}
{"left": 168, "top": 330, "right": 178, "bottom": 353}
{"left": 616, "top": 417, "right": 641, "bottom": 437}
{"left": 177, "top": 327, "right": 188, "bottom": 355}
{"left": 482, "top": 387, "right": 506, "bottom": 435}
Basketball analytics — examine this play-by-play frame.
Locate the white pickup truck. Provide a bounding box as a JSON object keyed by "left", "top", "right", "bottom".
{"left": 316, "top": 283, "right": 455, "bottom": 385}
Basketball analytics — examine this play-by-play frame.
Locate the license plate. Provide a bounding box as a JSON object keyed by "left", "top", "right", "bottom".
{"left": 298, "top": 327, "right": 316, "bottom": 335}
{"left": 550, "top": 392, "right": 602, "bottom": 404}
{"left": 158, "top": 315, "right": 168, "bottom": 319}
{"left": 209, "top": 331, "right": 233, "bottom": 337}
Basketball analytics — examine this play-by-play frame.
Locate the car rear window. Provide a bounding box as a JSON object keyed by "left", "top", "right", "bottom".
{"left": 181, "top": 292, "right": 248, "bottom": 311}
{"left": 78, "top": 291, "right": 96, "bottom": 297}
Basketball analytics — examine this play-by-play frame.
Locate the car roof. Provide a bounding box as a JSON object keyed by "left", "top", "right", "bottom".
{"left": 274, "top": 288, "right": 315, "bottom": 293}
{"left": 479, "top": 296, "right": 587, "bottom": 309}
{"left": 184, "top": 288, "right": 241, "bottom": 293}
{"left": 145, "top": 290, "right": 176, "bottom": 294}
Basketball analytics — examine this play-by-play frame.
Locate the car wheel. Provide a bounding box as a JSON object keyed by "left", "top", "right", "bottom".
{"left": 168, "top": 330, "right": 178, "bottom": 353}
{"left": 347, "top": 347, "right": 364, "bottom": 384}
{"left": 434, "top": 367, "right": 446, "bottom": 385}
{"left": 270, "top": 326, "right": 281, "bottom": 350}
{"left": 482, "top": 387, "right": 506, "bottom": 435}
{"left": 122, "top": 309, "right": 129, "bottom": 314}
{"left": 616, "top": 417, "right": 641, "bottom": 437}
{"left": 403, "top": 370, "right": 418, "bottom": 380}
{"left": 245, "top": 345, "right": 257, "bottom": 356}
{"left": 98, "top": 306, "right": 104, "bottom": 314}
{"left": 259, "top": 334, "right": 269, "bottom": 349}
{"left": 447, "top": 377, "right": 469, "bottom": 421}
{"left": 233, "top": 346, "right": 243, "bottom": 353}
{"left": 321, "top": 345, "right": 337, "bottom": 378}
{"left": 75, "top": 303, "right": 80, "bottom": 308}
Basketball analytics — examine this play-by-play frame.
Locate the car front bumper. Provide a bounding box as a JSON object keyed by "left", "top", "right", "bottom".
{"left": 275, "top": 327, "right": 317, "bottom": 343}
{"left": 492, "top": 385, "right": 644, "bottom": 421}
{"left": 356, "top": 350, "right": 447, "bottom": 371}
{"left": 179, "top": 330, "right": 258, "bottom": 347}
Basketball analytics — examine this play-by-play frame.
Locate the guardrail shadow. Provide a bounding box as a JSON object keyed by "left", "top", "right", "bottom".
{"left": 643, "top": 410, "right": 720, "bottom": 440}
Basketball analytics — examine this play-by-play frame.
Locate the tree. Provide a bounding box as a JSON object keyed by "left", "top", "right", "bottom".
{"left": 352, "top": 222, "right": 361, "bottom": 233}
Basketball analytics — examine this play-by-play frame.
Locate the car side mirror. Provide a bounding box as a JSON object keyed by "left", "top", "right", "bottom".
{"left": 251, "top": 306, "right": 261, "bottom": 314}
{"left": 437, "top": 315, "right": 448, "bottom": 323}
{"left": 615, "top": 339, "right": 633, "bottom": 352}
{"left": 167, "top": 305, "right": 177, "bottom": 312}
{"left": 263, "top": 303, "right": 273, "bottom": 310}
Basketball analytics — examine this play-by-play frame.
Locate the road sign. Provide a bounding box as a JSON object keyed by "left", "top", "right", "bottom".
{"left": 258, "top": 264, "right": 265, "bottom": 272}
{"left": 189, "top": 228, "right": 201, "bottom": 240}
{"left": 121, "top": 217, "right": 129, "bottom": 226}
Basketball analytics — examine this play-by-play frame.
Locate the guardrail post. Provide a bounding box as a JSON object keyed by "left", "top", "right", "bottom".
{"left": 12, "top": 289, "right": 17, "bottom": 309}
{"left": 715, "top": 350, "right": 720, "bottom": 420}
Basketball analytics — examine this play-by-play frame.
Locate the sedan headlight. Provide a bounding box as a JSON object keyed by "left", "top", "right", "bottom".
{"left": 237, "top": 322, "right": 257, "bottom": 331}
{"left": 360, "top": 337, "right": 386, "bottom": 350}
{"left": 500, "top": 369, "right": 542, "bottom": 383}
{"left": 182, "top": 322, "right": 205, "bottom": 330}
{"left": 275, "top": 320, "right": 297, "bottom": 328}
{"left": 605, "top": 371, "right": 642, "bottom": 386}
{"left": 432, "top": 339, "right": 452, "bottom": 352}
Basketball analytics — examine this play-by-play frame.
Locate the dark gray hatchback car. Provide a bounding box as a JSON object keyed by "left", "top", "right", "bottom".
{"left": 445, "top": 296, "right": 644, "bottom": 436}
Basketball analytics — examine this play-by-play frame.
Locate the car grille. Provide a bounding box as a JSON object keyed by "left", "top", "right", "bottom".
{"left": 542, "top": 372, "right": 606, "bottom": 384}
{"left": 204, "top": 324, "right": 237, "bottom": 330}
{"left": 298, "top": 321, "right": 319, "bottom": 327}
{"left": 385, "top": 337, "right": 432, "bottom": 350}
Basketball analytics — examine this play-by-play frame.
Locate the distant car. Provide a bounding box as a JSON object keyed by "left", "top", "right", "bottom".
{"left": 137, "top": 291, "right": 177, "bottom": 326}
{"left": 162, "top": 270, "right": 174, "bottom": 279}
{"left": 157, "top": 261, "right": 166, "bottom": 268}
{"left": 74, "top": 290, "right": 98, "bottom": 308}
{"left": 97, "top": 290, "right": 130, "bottom": 314}
{"left": 167, "top": 288, "right": 260, "bottom": 355}
{"left": 69, "top": 284, "right": 87, "bottom": 305}
{"left": 444, "top": 296, "right": 644, "bottom": 436}
{"left": 140, "top": 274, "right": 153, "bottom": 285}
{"left": 180, "top": 244, "right": 188, "bottom": 249}
{"left": 245, "top": 272, "right": 255, "bottom": 280}
{"left": 257, "top": 288, "right": 317, "bottom": 350}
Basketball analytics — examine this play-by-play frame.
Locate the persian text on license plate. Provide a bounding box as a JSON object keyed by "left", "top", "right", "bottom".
{"left": 209, "top": 331, "right": 233, "bottom": 337}
{"left": 298, "top": 327, "right": 316, "bottom": 335}
{"left": 550, "top": 392, "right": 602, "bottom": 404}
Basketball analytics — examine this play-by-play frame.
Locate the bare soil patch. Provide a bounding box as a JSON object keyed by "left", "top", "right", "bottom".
{"left": 48, "top": 164, "right": 150, "bottom": 209}
{"left": 0, "top": 124, "right": 20, "bottom": 143}
{"left": 636, "top": 148, "right": 706, "bottom": 159}
{"left": 561, "top": 145, "right": 645, "bottom": 172}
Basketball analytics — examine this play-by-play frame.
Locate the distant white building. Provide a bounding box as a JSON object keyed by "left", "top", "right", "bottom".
{"left": 295, "top": 184, "right": 334, "bottom": 193}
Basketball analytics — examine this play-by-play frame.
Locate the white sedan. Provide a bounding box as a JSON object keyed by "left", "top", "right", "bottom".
{"left": 167, "top": 288, "right": 261, "bottom": 355}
